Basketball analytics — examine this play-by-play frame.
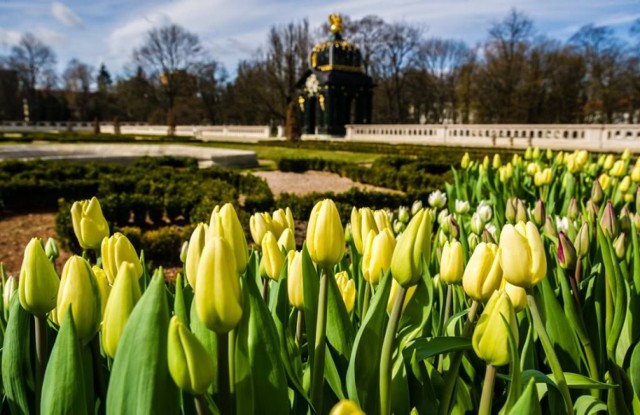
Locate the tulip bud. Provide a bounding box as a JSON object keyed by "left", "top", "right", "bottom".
{"left": 463, "top": 243, "right": 502, "bottom": 302}
{"left": 492, "top": 154, "right": 502, "bottom": 169}
{"left": 440, "top": 240, "right": 464, "bottom": 285}
{"left": 610, "top": 160, "right": 625, "bottom": 177}
{"left": 632, "top": 166, "right": 640, "bottom": 182}
{"left": 477, "top": 201, "right": 493, "bottom": 222}
{"left": 273, "top": 208, "right": 294, "bottom": 233}
{"left": 392, "top": 220, "right": 405, "bottom": 235}
{"left": 277, "top": 228, "right": 296, "bottom": 253}
{"left": 250, "top": 212, "right": 272, "bottom": 246}
{"left": 543, "top": 216, "right": 557, "bottom": 238}
{"left": 482, "top": 227, "right": 497, "bottom": 244}
{"left": 532, "top": 199, "right": 545, "bottom": 227}
{"left": 634, "top": 213, "right": 640, "bottom": 230}
{"left": 3, "top": 275, "right": 17, "bottom": 313}
{"left": 613, "top": 233, "right": 626, "bottom": 259}
{"left": 620, "top": 206, "right": 631, "bottom": 234}
{"left": 524, "top": 147, "right": 532, "bottom": 160}
{"left": 179, "top": 241, "right": 188, "bottom": 264}
{"left": 335, "top": 271, "right": 355, "bottom": 313}
{"left": 526, "top": 162, "right": 540, "bottom": 177}
{"left": 574, "top": 222, "right": 590, "bottom": 258}
{"left": 92, "top": 265, "right": 110, "bottom": 317}
{"left": 499, "top": 222, "right": 547, "bottom": 288}
{"left": 56, "top": 256, "right": 101, "bottom": 344}
{"left": 505, "top": 198, "right": 517, "bottom": 224}
{"left": 195, "top": 237, "right": 243, "bottom": 334}
{"left": 398, "top": 206, "right": 410, "bottom": 224}
{"left": 516, "top": 199, "right": 528, "bottom": 223}
{"left": 472, "top": 290, "right": 518, "bottom": 366}
{"left": 470, "top": 213, "right": 484, "bottom": 235}
{"left": 428, "top": 190, "right": 447, "bottom": 209}
{"left": 287, "top": 251, "right": 304, "bottom": 309}
{"left": 18, "top": 238, "right": 60, "bottom": 317}
{"left": 566, "top": 198, "right": 579, "bottom": 221}
{"left": 329, "top": 399, "right": 365, "bottom": 415}
{"left": 101, "top": 232, "right": 143, "bottom": 285}
{"left": 603, "top": 154, "right": 614, "bottom": 170}
{"left": 545, "top": 148, "right": 553, "bottom": 160}
{"left": 262, "top": 231, "right": 284, "bottom": 281}
{"left": 600, "top": 201, "right": 619, "bottom": 239}
{"left": 585, "top": 200, "right": 598, "bottom": 224}
{"left": 503, "top": 281, "right": 527, "bottom": 312}
{"left": 362, "top": 228, "right": 396, "bottom": 285}
{"left": 185, "top": 223, "right": 208, "bottom": 289}
{"left": 461, "top": 152, "right": 470, "bottom": 169}
{"left": 217, "top": 204, "right": 249, "bottom": 274}
{"left": 448, "top": 215, "right": 460, "bottom": 239}
{"left": 437, "top": 208, "right": 449, "bottom": 226}
{"left": 482, "top": 156, "right": 490, "bottom": 171}
{"left": 411, "top": 200, "right": 423, "bottom": 216}
{"left": 307, "top": 199, "right": 345, "bottom": 269}
{"left": 532, "top": 147, "right": 541, "bottom": 160}
{"left": 102, "top": 261, "right": 142, "bottom": 357}
{"left": 599, "top": 174, "right": 611, "bottom": 191}
{"left": 591, "top": 179, "right": 604, "bottom": 203}
{"left": 387, "top": 279, "right": 417, "bottom": 313}
{"left": 167, "top": 316, "right": 215, "bottom": 395}
{"left": 468, "top": 233, "right": 480, "bottom": 251}
{"left": 390, "top": 208, "right": 434, "bottom": 287}
{"left": 455, "top": 200, "right": 470, "bottom": 214}
{"left": 619, "top": 176, "right": 631, "bottom": 193}
{"left": 70, "top": 197, "right": 110, "bottom": 250}
{"left": 45, "top": 237, "right": 59, "bottom": 261}
{"left": 557, "top": 232, "right": 577, "bottom": 270}
{"left": 374, "top": 209, "right": 392, "bottom": 232}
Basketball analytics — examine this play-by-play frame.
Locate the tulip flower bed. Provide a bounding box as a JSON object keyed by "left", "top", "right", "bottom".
{"left": 2, "top": 146, "right": 640, "bottom": 415}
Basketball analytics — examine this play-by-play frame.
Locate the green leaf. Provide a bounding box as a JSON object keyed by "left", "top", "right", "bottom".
{"left": 173, "top": 274, "right": 188, "bottom": 325}
{"left": 502, "top": 311, "right": 522, "bottom": 413}
{"left": 1, "top": 296, "right": 34, "bottom": 415}
{"left": 547, "top": 372, "right": 617, "bottom": 390}
{"left": 574, "top": 395, "right": 607, "bottom": 415}
{"left": 41, "top": 310, "right": 88, "bottom": 415}
{"left": 346, "top": 271, "right": 392, "bottom": 415}
{"left": 236, "top": 251, "right": 290, "bottom": 414}
{"left": 629, "top": 341, "right": 640, "bottom": 400}
{"left": 301, "top": 243, "right": 320, "bottom": 375}
{"left": 325, "top": 268, "right": 354, "bottom": 363}
{"left": 106, "top": 272, "right": 179, "bottom": 414}
{"left": 509, "top": 378, "right": 541, "bottom": 415}
{"left": 190, "top": 297, "right": 218, "bottom": 393}
{"left": 404, "top": 336, "right": 471, "bottom": 362}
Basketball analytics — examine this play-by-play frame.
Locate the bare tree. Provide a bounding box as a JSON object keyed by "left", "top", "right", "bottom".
{"left": 8, "top": 33, "right": 57, "bottom": 122}
{"left": 133, "top": 24, "right": 204, "bottom": 124}
{"left": 195, "top": 59, "right": 226, "bottom": 124}
{"left": 63, "top": 58, "right": 93, "bottom": 120}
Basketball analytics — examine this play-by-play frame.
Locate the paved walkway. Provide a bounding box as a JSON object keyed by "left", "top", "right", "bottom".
{"left": 0, "top": 143, "right": 258, "bottom": 168}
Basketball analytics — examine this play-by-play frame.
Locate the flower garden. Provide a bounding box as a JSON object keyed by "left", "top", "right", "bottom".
{"left": 1, "top": 146, "right": 640, "bottom": 414}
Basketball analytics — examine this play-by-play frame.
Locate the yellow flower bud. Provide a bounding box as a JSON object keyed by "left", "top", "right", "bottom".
{"left": 619, "top": 176, "right": 631, "bottom": 193}
{"left": 472, "top": 290, "right": 518, "bottom": 366}
{"left": 462, "top": 243, "right": 502, "bottom": 302}
{"left": 18, "top": 238, "right": 60, "bottom": 317}
{"left": 287, "top": 251, "right": 304, "bottom": 309}
{"left": 167, "top": 316, "right": 215, "bottom": 395}
{"left": 185, "top": 223, "right": 208, "bottom": 289}
{"left": 3, "top": 275, "right": 17, "bottom": 313}
{"left": 492, "top": 154, "right": 502, "bottom": 169}
{"left": 101, "top": 232, "right": 143, "bottom": 285}
{"left": 102, "top": 261, "right": 142, "bottom": 357}
{"left": 213, "top": 204, "right": 249, "bottom": 274}
{"left": 195, "top": 237, "right": 243, "bottom": 334}
{"left": 335, "top": 271, "right": 355, "bottom": 313}
{"left": 250, "top": 212, "right": 273, "bottom": 246}
{"left": 329, "top": 399, "right": 365, "bottom": 415}
{"left": 262, "top": 231, "right": 284, "bottom": 281}
{"left": 273, "top": 208, "right": 294, "bottom": 233}
{"left": 461, "top": 152, "right": 470, "bottom": 169}
{"left": 499, "top": 222, "right": 547, "bottom": 288}
{"left": 503, "top": 281, "right": 527, "bottom": 312}
{"left": 350, "top": 207, "right": 378, "bottom": 254}
{"left": 632, "top": 166, "right": 640, "bottom": 182}
{"left": 362, "top": 228, "right": 396, "bottom": 285}
{"left": 277, "top": 228, "right": 296, "bottom": 253}
{"left": 387, "top": 278, "right": 417, "bottom": 313}
{"left": 92, "top": 265, "right": 110, "bottom": 317}
{"left": 70, "top": 197, "right": 110, "bottom": 250}
{"left": 306, "top": 199, "right": 345, "bottom": 269}
{"left": 374, "top": 209, "right": 392, "bottom": 232}
{"left": 390, "top": 209, "right": 434, "bottom": 287}
{"left": 603, "top": 154, "right": 614, "bottom": 170}
{"left": 526, "top": 163, "right": 540, "bottom": 176}
{"left": 440, "top": 240, "right": 464, "bottom": 285}
{"left": 56, "top": 256, "right": 101, "bottom": 344}
{"left": 610, "top": 160, "right": 625, "bottom": 177}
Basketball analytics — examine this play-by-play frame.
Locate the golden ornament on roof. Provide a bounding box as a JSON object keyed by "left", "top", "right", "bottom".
{"left": 329, "top": 14, "right": 343, "bottom": 34}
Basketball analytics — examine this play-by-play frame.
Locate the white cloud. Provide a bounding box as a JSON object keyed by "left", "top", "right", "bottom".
{"left": 0, "top": 29, "right": 23, "bottom": 47}
{"left": 52, "top": 2, "right": 83, "bottom": 28}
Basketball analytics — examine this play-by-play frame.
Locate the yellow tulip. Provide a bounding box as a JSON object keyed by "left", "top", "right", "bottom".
{"left": 440, "top": 240, "right": 464, "bottom": 285}
{"left": 102, "top": 261, "right": 142, "bottom": 357}
{"left": 472, "top": 290, "right": 518, "bottom": 366}
{"left": 262, "top": 231, "right": 284, "bottom": 281}
{"left": 619, "top": 176, "right": 631, "bottom": 193}
{"left": 92, "top": 265, "right": 110, "bottom": 317}
{"left": 167, "top": 316, "right": 215, "bottom": 395}
{"left": 461, "top": 152, "right": 470, "bottom": 169}
{"left": 3, "top": 275, "right": 17, "bottom": 313}
{"left": 335, "top": 271, "right": 355, "bottom": 313}
{"left": 462, "top": 243, "right": 502, "bottom": 302}
{"left": 503, "top": 281, "right": 527, "bottom": 312}
{"left": 387, "top": 279, "right": 417, "bottom": 313}
{"left": 598, "top": 173, "right": 611, "bottom": 191}
{"left": 185, "top": 223, "right": 208, "bottom": 289}
{"left": 374, "top": 209, "right": 392, "bottom": 232}
{"left": 18, "top": 238, "right": 60, "bottom": 317}
{"left": 56, "top": 256, "right": 101, "bottom": 344}
{"left": 329, "top": 399, "right": 365, "bottom": 415}
{"left": 362, "top": 228, "right": 396, "bottom": 285}
{"left": 499, "top": 222, "right": 547, "bottom": 288}
{"left": 306, "top": 199, "right": 345, "bottom": 269}
{"left": 631, "top": 166, "right": 640, "bottom": 182}
{"left": 277, "top": 228, "right": 296, "bottom": 253}
{"left": 603, "top": 154, "right": 615, "bottom": 170}
{"left": 249, "top": 212, "right": 273, "bottom": 246}
{"left": 273, "top": 207, "right": 294, "bottom": 232}
{"left": 350, "top": 207, "right": 378, "bottom": 254}
{"left": 101, "top": 232, "right": 143, "bottom": 285}
{"left": 70, "top": 196, "right": 110, "bottom": 250}
{"left": 610, "top": 160, "right": 625, "bottom": 177}
{"left": 215, "top": 204, "right": 249, "bottom": 274}
{"left": 287, "top": 251, "right": 304, "bottom": 309}
{"left": 195, "top": 237, "right": 243, "bottom": 334}
{"left": 390, "top": 208, "right": 434, "bottom": 287}
{"left": 492, "top": 154, "right": 502, "bottom": 169}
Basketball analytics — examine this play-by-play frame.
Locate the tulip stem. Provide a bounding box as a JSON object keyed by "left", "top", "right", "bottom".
{"left": 362, "top": 282, "right": 371, "bottom": 318}
{"left": 438, "top": 300, "right": 480, "bottom": 415}
{"left": 527, "top": 291, "right": 573, "bottom": 413}
{"left": 380, "top": 284, "right": 406, "bottom": 415}
{"left": 310, "top": 267, "right": 330, "bottom": 415}
{"left": 437, "top": 284, "right": 454, "bottom": 371}
{"left": 478, "top": 364, "right": 496, "bottom": 415}
{"left": 228, "top": 329, "right": 236, "bottom": 406}
{"left": 295, "top": 309, "right": 304, "bottom": 348}
{"left": 35, "top": 315, "right": 48, "bottom": 415}
{"left": 216, "top": 332, "right": 231, "bottom": 414}
{"left": 194, "top": 394, "right": 210, "bottom": 415}
{"left": 261, "top": 278, "right": 269, "bottom": 303}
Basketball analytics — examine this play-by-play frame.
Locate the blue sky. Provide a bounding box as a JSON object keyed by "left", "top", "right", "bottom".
{"left": 1, "top": 0, "right": 639, "bottom": 79}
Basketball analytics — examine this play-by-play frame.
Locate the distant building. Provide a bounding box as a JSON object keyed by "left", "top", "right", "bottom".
{"left": 295, "top": 14, "right": 373, "bottom": 137}
{"left": 0, "top": 69, "right": 21, "bottom": 121}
